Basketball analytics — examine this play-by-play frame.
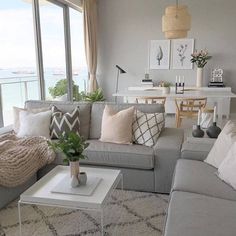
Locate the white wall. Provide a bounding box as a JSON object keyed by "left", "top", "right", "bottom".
{"left": 97, "top": 0, "right": 236, "bottom": 111}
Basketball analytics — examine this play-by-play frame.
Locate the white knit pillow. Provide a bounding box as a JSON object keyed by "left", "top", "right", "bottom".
{"left": 17, "top": 110, "right": 52, "bottom": 139}
{"left": 13, "top": 106, "right": 49, "bottom": 133}
{"left": 218, "top": 142, "right": 236, "bottom": 190}
{"left": 132, "top": 110, "right": 165, "bottom": 147}
{"left": 205, "top": 120, "right": 236, "bottom": 168}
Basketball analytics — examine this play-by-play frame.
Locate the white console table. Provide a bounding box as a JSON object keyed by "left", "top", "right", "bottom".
{"left": 113, "top": 86, "right": 236, "bottom": 123}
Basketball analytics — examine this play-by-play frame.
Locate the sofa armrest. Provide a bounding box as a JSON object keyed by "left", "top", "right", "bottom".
{"left": 153, "top": 128, "right": 184, "bottom": 193}
{"left": 181, "top": 138, "right": 215, "bottom": 161}
{"left": 0, "top": 125, "right": 13, "bottom": 135}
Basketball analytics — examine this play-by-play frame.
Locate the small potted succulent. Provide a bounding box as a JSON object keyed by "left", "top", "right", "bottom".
{"left": 48, "top": 132, "right": 89, "bottom": 187}
{"left": 159, "top": 81, "right": 172, "bottom": 94}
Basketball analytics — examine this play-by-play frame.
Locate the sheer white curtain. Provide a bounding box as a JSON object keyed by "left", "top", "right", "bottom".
{"left": 82, "top": 0, "right": 98, "bottom": 93}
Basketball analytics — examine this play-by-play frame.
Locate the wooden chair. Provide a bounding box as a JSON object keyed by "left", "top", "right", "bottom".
{"left": 135, "top": 96, "right": 166, "bottom": 105}
{"left": 175, "top": 97, "right": 207, "bottom": 128}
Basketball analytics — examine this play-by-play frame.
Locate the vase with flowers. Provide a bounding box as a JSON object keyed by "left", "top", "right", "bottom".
{"left": 191, "top": 49, "right": 212, "bottom": 87}
{"left": 48, "top": 132, "right": 89, "bottom": 188}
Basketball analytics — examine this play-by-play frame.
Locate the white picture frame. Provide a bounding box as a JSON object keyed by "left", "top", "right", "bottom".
{"left": 149, "top": 40, "right": 170, "bottom": 70}
{"left": 172, "top": 39, "right": 194, "bottom": 69}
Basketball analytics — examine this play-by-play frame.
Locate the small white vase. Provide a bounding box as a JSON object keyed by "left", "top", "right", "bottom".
{"left": 163, "top": 87, "right": 170, "bottom": 94}
{"left": 71, "top": 175, "right": 79, "bottom": 188}
{"left": 78, "top": 172, "right": 87, "bottom": 185}
{"left": 196, "top": 67, "right": 203, "bottom": 88}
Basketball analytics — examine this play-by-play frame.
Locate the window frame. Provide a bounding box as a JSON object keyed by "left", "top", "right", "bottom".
{"left": 33, "top": 0, "right": 82, "bottom": 102}
{"left": 0, "top": 0, "right": 84, "bottom": 127}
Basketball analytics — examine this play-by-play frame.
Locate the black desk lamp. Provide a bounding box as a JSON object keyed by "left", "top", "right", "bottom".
{"left": 115, "top": 65, "right": 126, "bottom": 103}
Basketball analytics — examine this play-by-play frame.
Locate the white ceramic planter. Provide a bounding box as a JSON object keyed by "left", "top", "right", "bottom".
{"left": 163, "top": 87, "right": 170, "bottom": 94}
{"left": 196, "top": 67, "right": 203, "bottom": 87}
{"left": 71, "top": 175, "right": 79, "bottom": 188}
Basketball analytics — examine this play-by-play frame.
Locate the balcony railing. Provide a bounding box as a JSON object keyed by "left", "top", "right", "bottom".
{"left": 0, "top": 76, "right": 39, "bottom": 127}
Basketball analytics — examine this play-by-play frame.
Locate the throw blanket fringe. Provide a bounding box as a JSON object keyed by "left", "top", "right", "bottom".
{"left": 0, "top": 134, "right": 55, "bottom": 187}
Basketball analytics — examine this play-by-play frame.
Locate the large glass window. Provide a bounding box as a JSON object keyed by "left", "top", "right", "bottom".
{"left": 70, "top": 8, "right": 88, "bottom": 100}
{"left": 0, "top": 0, "right": 39, "bottom": 126}
{"left": 39, "top": 1, "right": 67, "bottom": 100}
{"left": 0, "top": 1, "right": 87, "bottom": 127}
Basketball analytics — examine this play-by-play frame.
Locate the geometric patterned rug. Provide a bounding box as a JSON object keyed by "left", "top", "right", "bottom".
{"left": 0, "top": 190, "right": 169, "bottom": 236}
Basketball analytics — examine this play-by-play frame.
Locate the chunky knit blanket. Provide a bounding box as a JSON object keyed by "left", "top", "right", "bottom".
{"left": 0, "top": 133, "right": 55, "bottom": 187}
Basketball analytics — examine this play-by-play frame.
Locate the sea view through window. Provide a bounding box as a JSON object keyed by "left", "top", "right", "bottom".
{"left": 0, "top": 0, "right": 87, "bottom": 126}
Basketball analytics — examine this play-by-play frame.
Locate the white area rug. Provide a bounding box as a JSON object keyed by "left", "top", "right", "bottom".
{"left": 0, "top": 190, "right": 168, "bottom": 236}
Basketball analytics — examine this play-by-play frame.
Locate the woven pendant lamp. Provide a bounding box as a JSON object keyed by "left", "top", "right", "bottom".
{"left": 162, "top": 1, "right": 191, "bottom": 39}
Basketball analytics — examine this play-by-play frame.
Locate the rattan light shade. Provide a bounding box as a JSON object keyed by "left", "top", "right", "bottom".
{"left": 162, "top": 5, "right": 191, "bottom": 39}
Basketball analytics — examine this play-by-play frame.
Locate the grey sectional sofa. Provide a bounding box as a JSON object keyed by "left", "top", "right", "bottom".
{"left": 0, "top": 100, "right": 184, "bottom": 209}
{"left": 164, "top": 139, "right": 236, "bottom": 236}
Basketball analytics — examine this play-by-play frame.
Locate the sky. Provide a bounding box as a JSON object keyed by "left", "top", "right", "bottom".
{"left": 0, "top": 0, "right": 86, "bottom": 69}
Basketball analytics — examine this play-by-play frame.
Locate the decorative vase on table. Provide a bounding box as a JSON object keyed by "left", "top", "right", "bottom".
{"left": 206, "top": 106, "right": 221, "bottom": 138}
{"left": 196, "top": 67, "right": 203, "bottom": 88}
{"left": 190, "top": 49, "right": 212, "bottom": 88}
{"left": 192, "top": 110, "right": 204, "bottom": 138}
{"left": 206, "top": 122, "right": 222, "bottom": 138}
{"left": 70, "top": 160, "right": 80, "bottom": 177}
{"left": 78, "top": 172, "right": 87, "bottom": 185}
{"left": 163, "top": 87, "right": 170, "bottom": 94}
{"left": 192, "top": 125, "right": 205, "bottom": 138}
{"left": 70, "top": 161, "right": 80, "bottom": 188}
{"left": 47, "top": 132, "right": 89, "bottom": 188}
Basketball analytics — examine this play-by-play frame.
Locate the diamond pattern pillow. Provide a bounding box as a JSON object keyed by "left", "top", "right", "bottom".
{"left": 132, "top": 110, "right": 165, "bottom": 147}
{"left": 50, "top": 105, "right": 80, "bottom": 139}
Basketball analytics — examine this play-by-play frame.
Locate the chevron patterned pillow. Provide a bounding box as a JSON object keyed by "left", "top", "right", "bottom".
{"left": 50, "top": 105, "right": 80, "bottom": 139}
{"left": 132, "top": 110, "right": 165, "bottom": 147}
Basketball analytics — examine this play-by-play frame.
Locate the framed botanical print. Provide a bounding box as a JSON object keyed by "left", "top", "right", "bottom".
{"left": 172, "top": 38, "right": 194, "bottom": 69}
{"left": 149, "top": 40, "right": 170, "bottom": 70}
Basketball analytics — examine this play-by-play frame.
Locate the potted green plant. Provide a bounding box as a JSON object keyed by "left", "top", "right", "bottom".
{"left": 48, "top": 132, "right": 89, "bottom": 187}
{"left": 159, "top": 81, "right": 172, "bottom": 94}
{"left": 85, "top": 88, "right": 105, "bottom": 102}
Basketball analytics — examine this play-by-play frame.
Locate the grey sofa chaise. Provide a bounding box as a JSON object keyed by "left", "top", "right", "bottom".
{"left": 164, "top": 138, "right": 236, "bottom": 236}
{"left": 0, "top": 100, "right": 184, "bottom": 209}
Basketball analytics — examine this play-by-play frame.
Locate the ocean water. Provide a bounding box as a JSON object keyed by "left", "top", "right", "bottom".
{"left": 0, "top": 68, "right": 87, "bottom": 126}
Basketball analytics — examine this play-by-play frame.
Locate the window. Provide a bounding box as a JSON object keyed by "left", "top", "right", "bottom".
{"left": 39, "top": 1, "right": 67, "bottom": 100}
{"left": 0, "top": 0, "right": 39, "bottom": 126}
{"left": 70, "top": 7, "right": 88, "bottom": 99}
{"left": 0, "top": 0, "right": 87, "bottom": 127}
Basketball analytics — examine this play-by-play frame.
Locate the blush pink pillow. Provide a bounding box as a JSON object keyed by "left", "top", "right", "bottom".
{"left": 100, "top": 105, "right": 135, "bottom": 144}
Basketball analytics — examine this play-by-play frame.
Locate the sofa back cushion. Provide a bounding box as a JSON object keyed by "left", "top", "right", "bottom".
{"left": 25, "top": 100, "right": 91, "bottom": 139}
{"left": 100, "top": 105, "right": 135, "bottom": 144}
{"left": 90, "top": 102, "right": 165, "bottom": 139}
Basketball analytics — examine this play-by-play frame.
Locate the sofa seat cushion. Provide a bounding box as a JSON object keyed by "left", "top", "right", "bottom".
{"left": 164, "top": 191, "right": 236, "bottom": 236}
{"left": 172, "top": 159, "right": 236, "bottom": 201}
{"left": 80, "top": 140, "right": 154, "bottom": 169}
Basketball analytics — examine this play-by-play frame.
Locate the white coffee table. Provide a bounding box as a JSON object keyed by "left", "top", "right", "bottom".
{"left": 18, "top": 166, "right": 123, "bottom": 236}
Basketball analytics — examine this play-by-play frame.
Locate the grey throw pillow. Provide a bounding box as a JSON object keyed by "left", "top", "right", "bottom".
{"left": 50, "top": 105, "right": 80, "bottom": 139}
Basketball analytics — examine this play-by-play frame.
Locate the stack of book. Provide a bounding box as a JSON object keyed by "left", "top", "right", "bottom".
{"left": 141, "top": 79, "right": 153, "bottom": 87}
{"left": 208, "top": 81, "right": 225, "bottom": 87}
